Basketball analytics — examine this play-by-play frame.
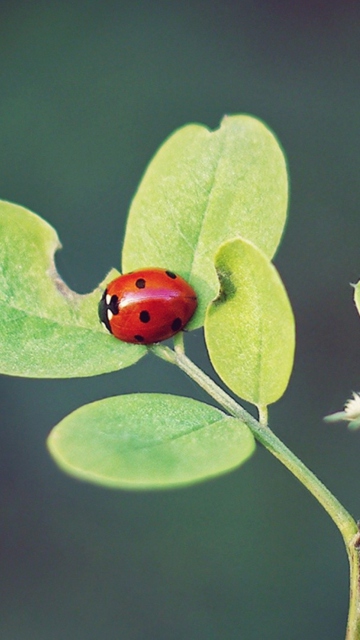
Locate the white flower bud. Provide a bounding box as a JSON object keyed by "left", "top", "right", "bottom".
{"left": 324, "top": 392, "right": 360, "bottom": 430}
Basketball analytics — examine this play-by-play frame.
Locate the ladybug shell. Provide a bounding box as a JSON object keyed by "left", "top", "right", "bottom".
{"left": 99, "top": 268, "right": 197, "bottom": 344}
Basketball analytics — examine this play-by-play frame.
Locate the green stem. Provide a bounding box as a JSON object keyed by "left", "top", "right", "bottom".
{"left": 152, "top": 344, "right": 360, "bottom": 639}
{"left": 347, "top": 533, "right": 360, "bottom": 640}
{"left": 257, "top": 404, "right": 268, "bottom": 426}
{"left": 173, "top": 331, "right": 185, "bottom": 354}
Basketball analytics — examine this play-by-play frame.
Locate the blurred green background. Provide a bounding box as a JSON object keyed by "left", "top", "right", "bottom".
{"left": 1, "top": 1, "right": 360, "bottom": 638}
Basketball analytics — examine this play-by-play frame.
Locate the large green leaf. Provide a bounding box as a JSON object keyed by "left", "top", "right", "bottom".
{"left": 205, "top": 238, "right": 295, "bottom": 407}
{"left": 122, "top": 115, "right": 288, "bottom": 327}
{"left": 0, "top": 201, "right": 145, "bottom": 377}
{"left": 47, "top": 394, "right": 255, "bottom": 489}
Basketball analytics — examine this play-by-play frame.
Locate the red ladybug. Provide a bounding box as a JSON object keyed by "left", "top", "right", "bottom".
{"left": 99, "top": 268, "right": 197, "bottom": 344}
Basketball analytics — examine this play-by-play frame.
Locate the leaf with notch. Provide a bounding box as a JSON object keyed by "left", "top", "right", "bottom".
{"left": 0, "top": 201, "right": 145, "bottom": 377}
{"left": 122, "top": 115, "right": 288, "bottom": 327}
{"left": 205, "top": 238, "right": 295, "bottom": 406}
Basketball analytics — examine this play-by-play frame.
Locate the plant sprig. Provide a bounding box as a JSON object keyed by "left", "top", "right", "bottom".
{"left": 1, "top": 114, "right": 359, "bottom": 638}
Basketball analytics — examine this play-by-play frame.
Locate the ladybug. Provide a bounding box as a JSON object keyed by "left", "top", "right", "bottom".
{"left": 98, "top": 268, "right": 197, "bottom": 344}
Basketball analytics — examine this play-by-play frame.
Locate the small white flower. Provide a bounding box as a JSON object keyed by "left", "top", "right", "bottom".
{"left": 324, "top": 392, "right": 360, "bottom": 430}
{"left": 344, "top": 392, "right": 360, "bottom": 419}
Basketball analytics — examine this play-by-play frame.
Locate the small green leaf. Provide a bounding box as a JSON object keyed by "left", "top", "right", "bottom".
{"left": 47, "top": 394, "right": 255, "bottom": 489}
{"left": 353, "top": 281, "right": 360, "bottom": 316}
{"left": 0, "top": 201, "right": 145, "bottom": 377}
{"left": 122, "top": 115, "right": 288, "bottom": 327}
{"left": 205, "top": 238, "right": 295, "bottom": 406}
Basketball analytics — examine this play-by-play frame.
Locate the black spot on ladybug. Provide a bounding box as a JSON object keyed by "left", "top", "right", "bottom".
{"left": 135, "top": 278, "right": 146, "bottom": 289}
{"left": 139, "top": 310, "right": 150, "bottom": 323}
{"left": 134, "top": 334, "right": 145, "bottom": 342}
{"left": 165, "top": 271, "right": 177, "bottom": 279}
{"left": 171, "top": 317, "right": 182, "bottom": 332}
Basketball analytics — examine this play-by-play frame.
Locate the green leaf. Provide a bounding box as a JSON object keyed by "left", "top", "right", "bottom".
{"left": 47, "top": 393, "right": 255, "bottom": 489}
{"left": 0, "top": 201, "right": 145, "bottom": 377}
{"left": 122, "top": 115, "right": 288, "bottom": 327}
{"left": 204, "top": 238, "right": 295, "bottom": 406}
{"left": 353, "top": 281, "right": 360, "bottom": 316}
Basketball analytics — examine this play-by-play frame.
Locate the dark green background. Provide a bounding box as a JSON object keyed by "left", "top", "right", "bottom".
{"left": 1, "top": 2, "right": 360, "bottom": 638}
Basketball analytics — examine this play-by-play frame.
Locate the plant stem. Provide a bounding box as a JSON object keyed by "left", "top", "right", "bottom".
{"left": 257, "top": 404, "right": 268, "bottom": 426}
{"left": 347, "top": 532, "right": 360, "bottom": 640}
{"left": 152, "top": 344, "right": 360, "bottom": 639}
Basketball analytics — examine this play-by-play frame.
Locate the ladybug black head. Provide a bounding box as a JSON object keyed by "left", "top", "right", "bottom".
{"left": 98, "top": 289, "right": 119, "bottom": 334}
